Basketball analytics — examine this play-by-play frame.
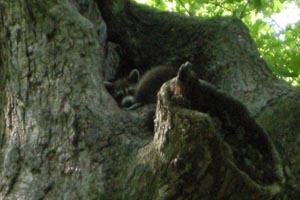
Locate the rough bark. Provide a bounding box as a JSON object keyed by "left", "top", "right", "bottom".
{"left": 0, "top": 0, "right": 299, "bottom": 199}
{"left": 0, "top": 1, "right": 115, "bottom": 199}
{"left": 98, "top": 0, "right": 300, "bottom": 198}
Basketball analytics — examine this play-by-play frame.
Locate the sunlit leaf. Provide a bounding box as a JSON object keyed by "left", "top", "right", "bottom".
{"left": 272, "top": 0, "right": 283, "bottom": 12}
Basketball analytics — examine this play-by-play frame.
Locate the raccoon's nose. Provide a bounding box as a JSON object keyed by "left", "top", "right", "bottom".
{"left": 121, "top": 96, "right": 135, "bottom": 108}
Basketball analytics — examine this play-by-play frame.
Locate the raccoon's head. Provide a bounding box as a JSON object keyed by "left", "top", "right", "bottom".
{"left": 105, "top": 69, "right": 140, "bottom": 108}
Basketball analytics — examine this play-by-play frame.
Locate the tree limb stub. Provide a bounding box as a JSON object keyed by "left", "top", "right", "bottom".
{"left": 125, "top": 63, "right": 284, "bottom": 199}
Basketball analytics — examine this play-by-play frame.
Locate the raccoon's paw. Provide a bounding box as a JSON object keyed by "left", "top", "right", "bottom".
{"left": 125, "top": 102, "right": 143, "bottom": 110}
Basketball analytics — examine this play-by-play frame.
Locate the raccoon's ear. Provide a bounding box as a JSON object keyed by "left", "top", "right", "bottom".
{"left": 128, "top": 69, "right": 140, "bottom": 82}
{"left": 104, "top": 81, "right": 113, "bottom": 90}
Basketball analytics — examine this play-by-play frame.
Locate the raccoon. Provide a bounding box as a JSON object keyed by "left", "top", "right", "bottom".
{"left": 104, "top": 69, "right": 140, "bottom": 107}
{"left": 129, "top": 65, "right": 178, "bottom": 109}
{"left": 105, "top": 65, "right": 178, "bottom": 109}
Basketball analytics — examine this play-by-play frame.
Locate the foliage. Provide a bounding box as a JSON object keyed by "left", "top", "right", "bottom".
{"left": 134, "top": 0, "right": 300, "bottom": 85}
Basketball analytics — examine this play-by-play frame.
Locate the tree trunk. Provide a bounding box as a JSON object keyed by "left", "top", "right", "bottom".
{"left": 0, "top": 0, "right": 299, "bottom": 199}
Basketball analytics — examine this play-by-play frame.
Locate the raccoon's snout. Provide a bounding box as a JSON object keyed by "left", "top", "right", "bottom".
{"left": 121, "top": 96, "right": 135, "bottom": 108}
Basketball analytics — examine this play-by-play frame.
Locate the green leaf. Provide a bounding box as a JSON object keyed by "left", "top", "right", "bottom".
{"left": 250, "top": 0, "right": 263, "bottom": 10}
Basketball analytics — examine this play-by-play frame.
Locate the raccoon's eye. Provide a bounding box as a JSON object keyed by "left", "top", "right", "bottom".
{"left": 115, "top": 90, "right": 125, "bottom": 97}
{"left": 113, "top": 90, "right": 123, "bottom": 103}
{"left": 128, "top": 87, "right": 135, "bottom": 95}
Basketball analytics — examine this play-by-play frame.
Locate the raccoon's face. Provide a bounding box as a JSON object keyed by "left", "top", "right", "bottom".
{"left": 108, "top": 79, "right": 136, "bottom": 107}
{"left": 105, "top": 69, "right": 140, "bottom": 108}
